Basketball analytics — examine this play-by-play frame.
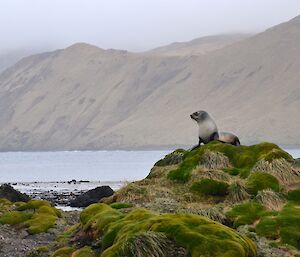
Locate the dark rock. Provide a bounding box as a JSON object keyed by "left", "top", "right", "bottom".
{"left": 0, "top": 184, "right": 30, "bottom": 202}
{"left": 70, "top": 186, "right": 114, "bottom": 207}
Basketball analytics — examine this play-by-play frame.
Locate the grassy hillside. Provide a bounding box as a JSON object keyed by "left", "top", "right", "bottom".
{"left": 7, "top": 141, "right": 298, "bottom": 256}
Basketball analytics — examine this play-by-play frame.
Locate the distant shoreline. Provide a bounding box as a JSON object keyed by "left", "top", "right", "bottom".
{"left": 0, "top": 144, "right": 299, "bottom": 152}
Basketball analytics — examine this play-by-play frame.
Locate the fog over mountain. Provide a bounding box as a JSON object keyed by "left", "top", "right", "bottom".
{"left": 0, "top": 16, "right": 299, "bottom": 150}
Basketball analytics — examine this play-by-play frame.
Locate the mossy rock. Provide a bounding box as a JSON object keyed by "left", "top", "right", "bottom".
{"left": 191, "top": 178, "right": 229, "bottom": 197}
{"left": 246, "top": 172, "right": 280, "bottom": 195}
{"left": 226, "top": 201, "right": 273, "bottom": 228}
{"left": 256, "top": 204, "right": 300, "bottom": 249}
{"left": 25, "top": 212, "right": 58, "bottom": 234}
{"left": 0, "top": 198, "right": 13, "bottom": 214}
{"left": 80, "top": 203, "right": 124, "bottom": 233}
{"left": 0, "top": 210, "right": 32, "bottom": 225}
{"left": 72, "top": 246, "right": 95, "bottom": 257}
{"left": 17, "top": 199, "right": 51, "bottom": 211}
{"left": 51, "top": 247, "right": 74, "bottom": 257}
{"left": 167, "top": 141, "right": 290, "bottom": 182}
{"left": 0, "top": 200, "right": 61, "bottom": 234}
{"left": 81, "top": 204, "right": 256, "bottom": 257}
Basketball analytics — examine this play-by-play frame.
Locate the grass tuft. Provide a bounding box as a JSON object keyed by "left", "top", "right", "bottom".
{"left": 255, "top": 189, "right": 286, "bottom": 211}
{"left": 246, "top": 172, "right": 280, "bottom": 195}
{"left": 228, "top": 181, "right": 251, "bottom": 203}
{"left": 191, "top": 178, "right": 229, "bottom": 197}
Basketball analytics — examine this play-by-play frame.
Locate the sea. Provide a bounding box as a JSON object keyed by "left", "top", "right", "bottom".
{"left": 0, "top": 149, "right": 299, "bottom": 210}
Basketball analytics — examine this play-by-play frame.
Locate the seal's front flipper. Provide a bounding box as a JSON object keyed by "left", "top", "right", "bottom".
{"left": 190, "top": 137, "right": 203, "bottom": 151}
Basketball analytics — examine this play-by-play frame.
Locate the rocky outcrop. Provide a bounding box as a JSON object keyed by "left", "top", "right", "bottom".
{"left": 0, "top": 184, "right": 30, "bottom": 202}
{"left": 70, "top": 186, "right": 114, "bottom": 207}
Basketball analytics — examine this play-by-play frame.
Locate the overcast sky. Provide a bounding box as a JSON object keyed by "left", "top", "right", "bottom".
{"left": 0, "top": 0, "right": 300, "bottom": 52}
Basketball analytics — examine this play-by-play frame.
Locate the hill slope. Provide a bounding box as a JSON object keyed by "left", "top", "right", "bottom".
{"left": 147, "top": 34, "right": 249, "bottom": 56}
{"left": 0, "top": 16, "right": 299, "bottom": 150}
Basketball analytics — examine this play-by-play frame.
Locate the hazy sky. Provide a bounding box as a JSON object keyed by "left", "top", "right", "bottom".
{"left": 1, "top": 0, "right": 300, "bottom": 52}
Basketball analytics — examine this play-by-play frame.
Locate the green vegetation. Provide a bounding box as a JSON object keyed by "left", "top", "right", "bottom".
{"left": 191, "top": 178, "right": 229, "bottom": 197}
{"left": 51, "top": 247, "right": 74, "bottom": 257}
{"left": 246, "top": 172, "right": 280, "bottom": 195}
{"left": 256, "top": 204, "right": 300, "bottom": 249}
{"left": 154, "top": 149, "right": 186, "bottom": 167}
{"left": 110, "top": 202, "right": 133, "bottom": 209}
{"left": 0, "top": 211, "right": 32, "bottom": 225}
{"left": 226, "top": 201, "right": 273, "bottom": 228}
{"left": 255, "top": 189, "right": 286, "bottom": 211}
{"left": 287, "top": 189, "right": 300, "bottom": 203}
{"left": 228, "top": 181, "right": 250, "bottom": 203}
{"left": 72, "top": 247, "right": 95, "bottom": 257}
{"left": 167, "top": 141, "right": 291, "bottom": 182}
{"left": 79, "top": 204, "right": 256, "bottom": 257}
{"left": 0, "top": 199, "right": 61, "bottom": 234}
{"left": 2, "top": 142, "right": 299, "bottom": 256}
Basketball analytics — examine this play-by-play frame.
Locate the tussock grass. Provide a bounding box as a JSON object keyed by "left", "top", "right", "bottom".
{"left": 255, "top": 189, "right": 286, "bottom": 211}
{"left": 168, "top": 141, "right": 290, "bottom": 182}
{"left": 192, "top": 169, "right": 232, "bottom": 182}
{"left": 252, "top": 158, "right": 299, "bottom": 186}
{"left": 195, "top": 206, "right": 228, "bottom": 224}
{"left": 120, "top": 231, "right": 188, "bottom": 257}
{"left": 199, "top": 150, "right": 231, "bottom": 170}
{"left": 228, "top": 181, "right": 251, "bottom": 203}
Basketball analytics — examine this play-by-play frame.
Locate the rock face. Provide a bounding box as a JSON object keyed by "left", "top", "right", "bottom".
{"left": 70, "top": 186, "right": 114, "bottom": 207}
{"left": 0, "top": 184, "right": 30, "bottom": 202}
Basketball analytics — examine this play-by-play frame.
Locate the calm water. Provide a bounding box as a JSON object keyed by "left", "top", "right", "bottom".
{"left": 0, "top": 151, "right": 168, "bottom": 183}
{"left": 0, "top": 149, "right": 299, "bottom": 184}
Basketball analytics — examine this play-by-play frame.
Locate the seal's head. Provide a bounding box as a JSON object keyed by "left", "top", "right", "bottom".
{"left": 190, "top": 110, "right": 209, "bottom": 123}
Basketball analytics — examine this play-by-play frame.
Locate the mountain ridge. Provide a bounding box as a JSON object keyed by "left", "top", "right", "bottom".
{"left": 0, "top": 16, "right": 299, "bottom": 150}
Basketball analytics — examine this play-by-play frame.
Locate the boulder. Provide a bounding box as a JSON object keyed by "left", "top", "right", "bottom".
{"left": 70, "top": 186, "right": 114, "bottom": 207}
{"left": 0, "top": 184, "right": 30, "bottom": 202}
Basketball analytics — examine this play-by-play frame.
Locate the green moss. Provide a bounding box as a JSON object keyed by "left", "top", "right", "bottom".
{"left": 226, "top": 201, "right": 273, "bottom": 228}
{"left": 110, "top": 202, "right": 133, "bottom": 209}
{"left": 261, "top": 149, "right": 293, "bottom": 162}
{"left": 0, "top": 198, "right": 12, "bottom": 214}
{"left": 256, "top": 204, "right": 300, "bottom": 249}
{"left": 246, "top": 172, "right": 280, "bottom": 195}
{"left": 51, "top": 247, "right": 74, "bottom": 257}
{"left": 167, "top": 141, "right": 288, "bottom": 182}
{"left": 0, "top": 211, "right": 32, "bottom": 225}
{"left": 35, "top": 246, "right": 49, "bottom": 252}
{"left": 81, "top": 204, "right": 256, "bottom": 257}
{"left": 80, "top": 203, "right": 124, "bottom": 232}
{"left": 0, "top": 199, "right": 60, "bottom": 234}
{"left": 17, "top": 200, "right": 51, "bottom": 211}
{"left": 72, "top": 247, "right": 95, "bottom": 257}
{"left": 24, "top": 212, "right": 58, "bottom": 234}
{"left": 0, "top": 198, "right": 12, "bottom": 206}
{"left": 191, "top": 179, "right": 229, "bottom": 197}
{"left": 287, "top": 189, "right": 300, "bottom": 204}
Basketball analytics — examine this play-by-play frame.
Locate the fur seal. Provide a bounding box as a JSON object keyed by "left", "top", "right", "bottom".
{"left": 190, "top": 110, "right": 240, "bottom": 148}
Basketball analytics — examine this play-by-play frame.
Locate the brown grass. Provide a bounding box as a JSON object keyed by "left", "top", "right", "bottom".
{"left": 255, "top": 189, "right": 286, "bottom": 211}
{"left": 199, "top": 151, "right": 232, "bottom": 170}
{"left": 252, "top": 158, "right": 300, "bottom": 186}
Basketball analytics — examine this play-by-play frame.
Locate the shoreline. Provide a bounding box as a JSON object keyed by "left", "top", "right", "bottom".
{"left": 1, "top": 180, "right": 125, "bottom": 209}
